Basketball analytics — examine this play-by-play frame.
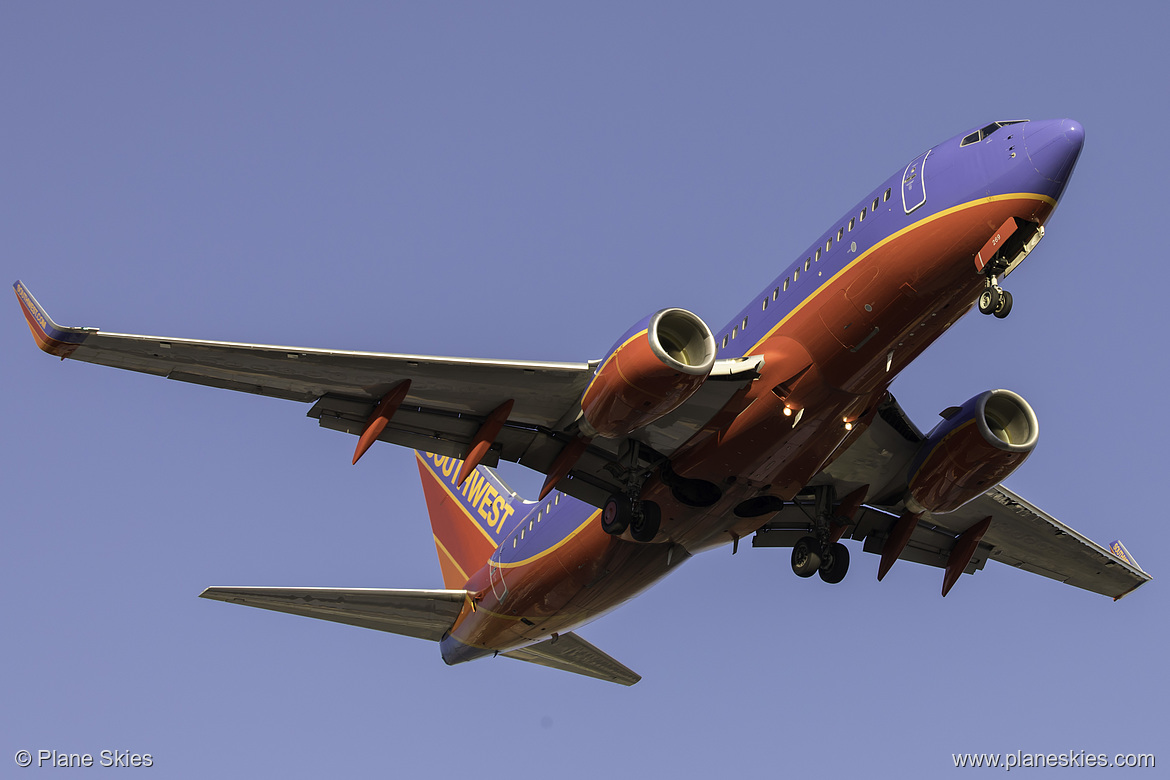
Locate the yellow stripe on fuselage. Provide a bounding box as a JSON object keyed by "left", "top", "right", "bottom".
{"left": 493, "top": 509, "right": 602, "bottom": 569}
{"left": 740, "top": 193, "right": 1055, "bottom": 358}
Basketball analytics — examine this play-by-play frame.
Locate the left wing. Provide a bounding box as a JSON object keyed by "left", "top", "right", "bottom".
{"left": 15, "top": 281, "right": 760, "bottom": 507}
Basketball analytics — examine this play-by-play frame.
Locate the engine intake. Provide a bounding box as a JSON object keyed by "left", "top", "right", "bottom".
{"left": 580, "top": 308, "right": 716, "bottom": 438}
{"left": 905, "top": 389, "right": 1038, "bottom": 514}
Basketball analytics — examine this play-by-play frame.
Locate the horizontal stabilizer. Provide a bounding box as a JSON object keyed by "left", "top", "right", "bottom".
{"left": 501, "top": 632, "right": 641, "bottom": 686}
{"left": 199, "top": 587, "right": 467, "bottom": 642}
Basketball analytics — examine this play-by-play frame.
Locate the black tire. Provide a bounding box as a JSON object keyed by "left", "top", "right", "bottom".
{"left": 791, "top": 536, "right": 822, "bottom": 578}
{"left": 978, "top": 286, "right": 1001, "bottom": 315}
{"left": 601, "top": 494, "right": 631, "bottom": 536}
{"left": 630, "top": 501, "right": 661, "bottom": 542}
{"left": 818, "top": 542, "right": 850, "bottom": 584}
{"left": 994, "top": 289, "right": 1013, "bottom": 319}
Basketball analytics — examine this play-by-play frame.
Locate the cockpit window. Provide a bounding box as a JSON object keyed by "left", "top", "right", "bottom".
{"left": 960, "top": 119, "right": 1028, "bottom": 147}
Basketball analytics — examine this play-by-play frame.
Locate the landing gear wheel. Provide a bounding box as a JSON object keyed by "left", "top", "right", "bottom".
{"left": 818, "top": 542, "right": 850, "bottom": 584}
{"left": 601, "top": 494, "right": 632, "bottom": 536}
{"left": 629, "top": 501, "right": 661, "bottom": 543}
{"left": 791, "top": 536, "right": 823, "bottom": 578}
{"left": 978, "top": 286, "right": 1001, "bottom": 315}
{"left": 993, "top": 289, "right": 1013, "bottom": 319}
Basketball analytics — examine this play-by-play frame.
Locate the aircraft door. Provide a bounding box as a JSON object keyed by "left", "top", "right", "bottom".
{"left": 489, "top": 546, "right": 508, "bottom": 602}
{"left": 901, "top": 149, "right": 931, "bottom": 214}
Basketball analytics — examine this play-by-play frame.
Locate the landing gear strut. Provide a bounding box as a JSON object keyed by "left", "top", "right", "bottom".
{"left": 788, "top": 485, "right": 851, "bottom": 583}
{"left": 599, "top": 440, "right": 662, "bottom": 543}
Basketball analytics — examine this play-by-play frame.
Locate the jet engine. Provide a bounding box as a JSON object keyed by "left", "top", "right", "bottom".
{"left": 580, "top": 308, "right": 716, "bottom": 438}
{"left": 905, "top": 389, "right": 1038, "bottom": 514}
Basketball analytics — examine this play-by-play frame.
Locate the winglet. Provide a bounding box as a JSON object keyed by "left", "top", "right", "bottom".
{"left": 13, "top": 281, "right": 93, "bottom": 359}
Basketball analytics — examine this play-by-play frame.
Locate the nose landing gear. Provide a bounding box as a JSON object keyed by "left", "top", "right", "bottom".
{"left": 977, "top": 276, "right": 1013, "bottom": 319}
{"left": 974, "top": 217, "right": 1044, "bottom": 320}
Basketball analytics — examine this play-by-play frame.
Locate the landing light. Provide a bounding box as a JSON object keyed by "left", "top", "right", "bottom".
{"left": 783, "top": 406, "right": 793, "bottom": 417}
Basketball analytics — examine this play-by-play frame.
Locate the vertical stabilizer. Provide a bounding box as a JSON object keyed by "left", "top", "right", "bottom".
{"left": 415, "top": 451, "right": 529, "bottom": 588}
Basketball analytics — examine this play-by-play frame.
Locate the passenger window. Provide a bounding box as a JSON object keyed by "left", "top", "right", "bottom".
{"left": 826, "top": 238, "right": 833, "bottom": 251}
{"left": 872, "top": 197, "right": 879, "bottom": 211}
{"left": 742, "top": 316, "right": 748, "bottom": 330}
{"left": 731, "top": 327, "right": 737, "bottom": 339}
{"left": 804, "top": 258, "right": 810, "bottom": 271}
{"left": 762, "top": 298, "right": 768, "bottom": 311}
{"left": 849, "top": 218, "right": 855, "bottom": 231}
{"left": 815, "top": 248, "right": 821, "bottom": 262}
{"left": 837, "top": 228, "right": 844, "bottom": 241}
{"left": 722, "top": 334, "right": 729, "bottom": 348}
{"left": 860, "top": 207, "right": 866, "bottom": 221}
{"left": 783, "top": 278, "right": 790, "bottom": 291}
{"left": 794, "top": 268, "right": 799, "bottom": 282}
{"left": 884, "top": 188, "right": 891, "bottom": 201}
{"left": 773, "top": 287, "right": 779, "bottom": 300}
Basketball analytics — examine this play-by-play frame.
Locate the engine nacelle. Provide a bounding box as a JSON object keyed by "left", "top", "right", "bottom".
{"left": 905, "top": 389, "right": 1038, "bottom": 514}
{"left": 580, "top": 308, "right": 716, "bottom": 438}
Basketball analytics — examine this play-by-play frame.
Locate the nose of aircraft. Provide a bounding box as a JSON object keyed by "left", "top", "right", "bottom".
{"left": 1023, "top": 118, "right": 1084, "bottom": 191}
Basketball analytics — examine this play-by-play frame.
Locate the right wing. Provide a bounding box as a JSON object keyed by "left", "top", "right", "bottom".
{"left": 16, "top": 281, "right": 760, "bottom": 507}
{"left": 755, "top": 394, "right": 1151, "bottom": 599}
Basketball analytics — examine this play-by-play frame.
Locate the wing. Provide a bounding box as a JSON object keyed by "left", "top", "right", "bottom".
{"left": 501, "top": 632, "right": 641, "bottom": 686}
{"left": 754, "top": 394, "right": 1151, "bottom": 599}
{"left": 198, "top": 587, "right": 469, "bottom": 641}
{"left": 15, "top": 281, "right": 760, "bottom": 507}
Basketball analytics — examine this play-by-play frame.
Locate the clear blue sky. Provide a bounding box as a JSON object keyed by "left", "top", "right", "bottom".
{"left": 4, "top": 3, "right": 1166, "bottom": 777}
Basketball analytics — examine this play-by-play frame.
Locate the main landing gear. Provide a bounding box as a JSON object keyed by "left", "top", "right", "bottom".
{"left": 788, "top": 485, "right": 851, "bottom": 584}
{"left": 602, "top": 493, "right": 661, "bottom": 542}
{"left": 791, "top": 536, "right": 850, "bottom": 584}
{"left": 977, "top": 276, "right": 1013, "bottom": 319}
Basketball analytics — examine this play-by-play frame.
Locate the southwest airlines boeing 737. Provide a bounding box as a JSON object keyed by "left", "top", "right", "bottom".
{"left": 16, "top": 118, "right": 1149, "bottom": 685}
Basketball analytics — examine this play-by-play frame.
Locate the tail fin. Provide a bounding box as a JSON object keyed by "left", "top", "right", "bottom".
{"left": 415, "top": 451, "right": 529, "bottom": 588}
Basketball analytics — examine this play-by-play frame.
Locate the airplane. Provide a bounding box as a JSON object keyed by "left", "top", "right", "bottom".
{"left": 15, "top": 118, "right": 1150, "bottom": 685}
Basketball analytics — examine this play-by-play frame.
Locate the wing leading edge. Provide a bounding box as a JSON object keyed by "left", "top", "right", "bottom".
{"left": 14, "top": 281, "right": 760, "bottom": 508}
